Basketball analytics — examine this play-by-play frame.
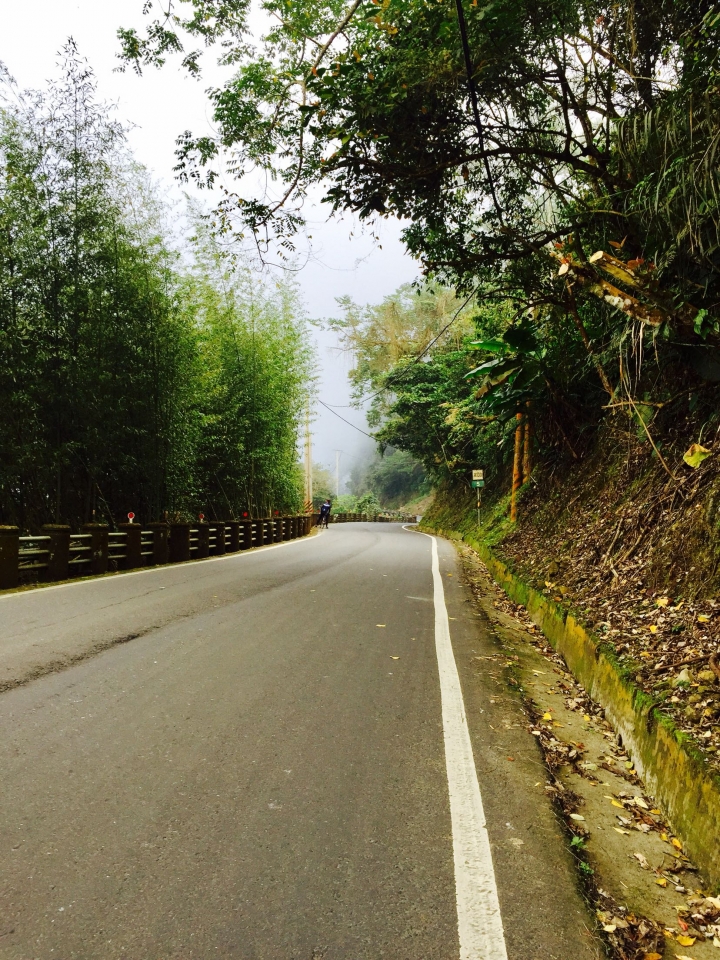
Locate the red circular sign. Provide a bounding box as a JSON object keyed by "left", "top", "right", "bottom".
{"left": 127, "top": 512, "right": 135, "bottom": 521}
{"left": 199, "top": 512, "right": 205, "bottom": 521}
{"left": 243, "top": 512, "right": 248, "bottom": 518}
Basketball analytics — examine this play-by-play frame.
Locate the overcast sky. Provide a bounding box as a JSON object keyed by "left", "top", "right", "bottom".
{"left": 1, "top": 0, "right": 419, "bottom": 483}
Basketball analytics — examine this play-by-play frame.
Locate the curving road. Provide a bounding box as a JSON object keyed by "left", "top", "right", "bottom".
{"left": 0, "top": 523, "right": 599, "bottom": 959}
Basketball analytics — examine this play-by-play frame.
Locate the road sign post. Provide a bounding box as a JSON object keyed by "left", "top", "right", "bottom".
{"left": 471, "top": 470, "right": 485, "bottom": 526}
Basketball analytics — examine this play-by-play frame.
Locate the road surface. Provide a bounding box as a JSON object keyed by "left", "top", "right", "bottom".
{"left": 0, "top": 523, "right": 600, "bottom": 959}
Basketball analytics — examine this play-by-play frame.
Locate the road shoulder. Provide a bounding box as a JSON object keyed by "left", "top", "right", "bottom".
{"left": 432, "top": 532, "right": 604, "bottom": 960}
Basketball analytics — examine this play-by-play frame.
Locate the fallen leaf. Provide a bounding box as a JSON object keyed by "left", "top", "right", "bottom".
{"left": 649, "top": 625, "right": 658, "bottom": 633}
{"left": 634, "top": 852, "right": 650, "bottom": 869}
{"left": 569, "top": 813, "right": 585, "bottom": 821}
{"left": 656, "top": 598, "right": 670, "bottom": 608}
{"left": 671, "top": 837, "right": 683, "bottom": 850}
{"left": 656, "top": 877, "right": 668, "bottom": 887}
{"left": 376, "top": 624, "right": 386, "bottom": 627}
{"left": 584, "top": 714, "right": 592, "bottom": 722}
{"left": 697, "top": 615, "right": 710, "bottom": 623}
{"left": 611, "top": 799, "right": 625, "bottom": 808}
{"left": 542, "top": 712, "right": 553, "bottom": 721}
{"left": 614, "top": 827, "right": 631, "bottom": 835}
{"left": 676, "top": 935, "right": 696, "bottom": 946}
{"left": 643, "top": 954, "right": 662, "bottom": 960}
{"left": 507, "top": 756, "right": 515, "bottom": 761}
{"left": 674, "top": 956, "right": 695, "bottom": 960}
{"left": 683, "top": 443, "right": 712, "bottom": 468}
{"left": 390, "top": 656, "right": 400, "bottom": 660}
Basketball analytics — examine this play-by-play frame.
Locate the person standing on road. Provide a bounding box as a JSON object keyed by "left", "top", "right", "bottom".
{"left": 319, "top": 499, "right": 332, "bottom": 528}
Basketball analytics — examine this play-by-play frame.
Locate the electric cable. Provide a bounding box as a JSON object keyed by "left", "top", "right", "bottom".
{"left": 317, "top": 398, "right": 377, "bottom": 439}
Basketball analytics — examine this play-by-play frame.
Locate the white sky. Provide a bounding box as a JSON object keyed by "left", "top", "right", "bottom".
{"left": 1, "top": 0, "right": 419, "bottom": 479}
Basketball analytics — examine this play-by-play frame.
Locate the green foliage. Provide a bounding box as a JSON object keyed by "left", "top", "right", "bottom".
{"left": 332, "top": 493, "right": 358, "bottom": 511}
{"left": 118, "top": 0, "right": 720, "bottom": 299}
{"left": 467, "top": 315, "right": 548, "bottom": 417}
{"left": 118, "top": 0, "right": 720, "bottom": 498}
{"left": 311, "top": 463, "right": 335, "bottom": 508}
{"left": 0, "top": 51, "right": 312, "bottom": 529}
{"left": 363, "top": 450, "right": 429, "bottom": 507}
{"left": 356, "top": 490, "right": 381, "bottom": 513}
{"left": 182, "top": 217, "right": 313, "bottom": 517}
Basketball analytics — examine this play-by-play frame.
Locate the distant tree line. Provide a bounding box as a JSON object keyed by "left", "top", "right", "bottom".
{"left": 0, "top": 48, "right": 313, "bottom": 531}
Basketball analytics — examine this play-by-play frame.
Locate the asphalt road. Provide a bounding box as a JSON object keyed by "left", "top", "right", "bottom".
{"left": 0, "top": 524, "right": 601, "bottom": 959}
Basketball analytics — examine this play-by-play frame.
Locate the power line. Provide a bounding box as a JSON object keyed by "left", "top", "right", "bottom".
{"left": 318, "top": 287, "right": 479, "bottom": 435}
{"left": 361, "top": 287, "right": 478, "bottom": 405}
{"left": 317, "top": 398, "right": 377, "bottom": 439}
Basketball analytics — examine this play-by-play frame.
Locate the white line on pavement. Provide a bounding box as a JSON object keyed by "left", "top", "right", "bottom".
{"left": 414, "top": 528, "right": 508, "bottom": 960}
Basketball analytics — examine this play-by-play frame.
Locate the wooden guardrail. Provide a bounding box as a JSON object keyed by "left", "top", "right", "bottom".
{"left": 328, "top": 512, "right": 417, "bottom": 523}
{"left": 0, "top": 515, "right": 314, "bottom": 591}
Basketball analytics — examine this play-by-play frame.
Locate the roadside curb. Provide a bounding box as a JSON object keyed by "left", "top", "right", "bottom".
{"left": 424, "top": 525, "right": 720, "bottom": 891}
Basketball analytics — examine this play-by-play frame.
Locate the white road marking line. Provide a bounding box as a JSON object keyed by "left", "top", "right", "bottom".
{"left": 415, "top": 528, "right": 508, "bottom": 960}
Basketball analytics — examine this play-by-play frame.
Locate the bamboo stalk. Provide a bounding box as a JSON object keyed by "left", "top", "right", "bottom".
{"left": 511, "top": 411, "right": 523, "bottom": 522}
{"left": 523, "top": 401, "right": 532, "bottom": 483}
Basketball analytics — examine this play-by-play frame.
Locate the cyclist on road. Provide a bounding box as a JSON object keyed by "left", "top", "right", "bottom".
{"left": 319, "top": 499, "right": 332, "bottom": 528}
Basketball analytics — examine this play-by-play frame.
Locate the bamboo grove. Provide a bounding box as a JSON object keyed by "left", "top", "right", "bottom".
{"left": 0, "top": 47, "right": 313, "bottom": 531}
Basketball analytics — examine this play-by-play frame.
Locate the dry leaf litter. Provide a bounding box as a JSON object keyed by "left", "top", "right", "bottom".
{"left": 458, "top": 544, "right": 720, "bottom": 960}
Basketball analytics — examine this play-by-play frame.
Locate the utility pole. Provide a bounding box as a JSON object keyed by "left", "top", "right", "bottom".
{"left": 304, "top": 399, "right": 313, "bottom": 510}
{"left": 335, "top": 450, "right": 341, "bottom": 498}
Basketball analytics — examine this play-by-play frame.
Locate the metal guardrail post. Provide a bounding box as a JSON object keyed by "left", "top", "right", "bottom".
{"left": 210, "top": 522, "right": 226, "bottom": 555}
{"left": 42, "top": 525, "right": 71, "bottom": 581}
{"left": 82, "top": 523, "right": 109, "bottom": 574}
{"left": 0, "top": 526, "right": 19, "bottom": 589}
{"left": 195, "top": 522, "right": 210, "bottom": 559}
{"left": 146, "top": 522, "right": 169, "bottom": 565}
{"left": 117, "top": 523, "right": 142, "bottom": 569}
{"left": 169, "top": 522, "right": 191, "bottom": 563}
